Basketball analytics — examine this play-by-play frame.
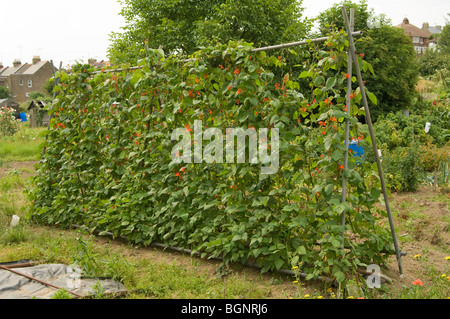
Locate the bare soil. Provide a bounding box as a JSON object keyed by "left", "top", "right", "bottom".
{"left": 0, "top": 161, "right": 38, "bottom": 180}
{"left": 382, "top": 186, "right": 449, "bottom": 293}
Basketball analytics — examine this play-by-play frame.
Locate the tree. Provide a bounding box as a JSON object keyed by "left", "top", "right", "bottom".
{"left": 43, "top": 78, "right": 56, "bottom": 96}
{"left": 356, "top": 26, "right": 419, "bottom": 119}
{"left": 438, "top": 24, "right": 450, "bottom": 54}
{"left": 418, "top": 47, "right": 449, "bottom": 77}
{"left": 0, "top": 86, "right": 10, "bottom": 99}
{"left": 108, "top": 0, "right": 312, "bottom": 64}
{"left": 317, "top": 0, "right": 418, "bottom": 121}
{"left": 317, "top": 0, "right": 390, "bottom": 34}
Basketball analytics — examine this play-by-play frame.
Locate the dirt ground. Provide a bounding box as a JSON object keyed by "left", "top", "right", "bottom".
{"left": 382, "top": 186, "right": 449, "bottom": 293}
{"left": 0, "top": 161, "right": 38, "bottom": 180}
{"left": 2, "top": 161, "right": 449, "bottom": 297}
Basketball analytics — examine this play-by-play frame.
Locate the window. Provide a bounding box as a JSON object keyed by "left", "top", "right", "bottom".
{"left": 28, "top": 79, "right": 32, "bottom": 88}
{"left": 19, "top": 79, "right": 23, "bottom": 86}
{"left": 412, "top": 36, "right": 420, "bottom": 43}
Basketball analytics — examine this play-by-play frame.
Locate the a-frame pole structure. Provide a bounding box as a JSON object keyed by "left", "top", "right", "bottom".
{"left": 341, "top": 6, "right": 404, "bottom": 276}
{"left": 52, "top": 10, "right": 404, "bottom": 279}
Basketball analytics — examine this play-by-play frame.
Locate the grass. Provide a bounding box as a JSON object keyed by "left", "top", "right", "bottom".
{"left": 0, "top": 123, "right": 46, "bottom": 162}
{"left": 0, "top": 227, "right": 288, "bottom": 299}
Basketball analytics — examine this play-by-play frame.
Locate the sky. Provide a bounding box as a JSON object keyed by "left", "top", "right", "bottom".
{"left": 0, "top": 0, "right": 449, "bottom": 68}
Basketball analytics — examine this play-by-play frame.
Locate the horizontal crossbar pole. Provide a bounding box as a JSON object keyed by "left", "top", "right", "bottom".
{"left": 251, "top": 31, "right": 363, "bottom": 52}
{"left": 89, "top": 31, "right": 364, "bottom": 75}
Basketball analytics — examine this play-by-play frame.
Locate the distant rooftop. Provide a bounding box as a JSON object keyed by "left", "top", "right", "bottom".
{"left": 0, "top": 56, "right": 52, "bottom": 77}
{"left": 397, "top": 18, "right": 431, "bottom": 38}
{"left": 21, "top": 61, "right": 48, "bottom": 75}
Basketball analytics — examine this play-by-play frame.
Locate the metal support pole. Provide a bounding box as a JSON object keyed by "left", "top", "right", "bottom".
{"left": 250, "top": 31, "right": 363, "bottom": 52}
{"left": 341, "top": 7, "right": 355, "bottom": 248}
{"left": 341, "top": 6, "right": 404, "bottom": 276}
{"left": 89, "top": 32, "right": 364, "bottom": 75}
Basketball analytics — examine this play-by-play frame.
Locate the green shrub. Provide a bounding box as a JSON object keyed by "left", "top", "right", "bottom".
{"left": 0, "top": 106, "right": 20, "bottom": 136}
{"left": 383, "top": 147, "right": 424, "bottom": 192}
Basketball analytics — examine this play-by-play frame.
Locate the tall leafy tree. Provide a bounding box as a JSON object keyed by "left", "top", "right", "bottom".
{"left": 317, "top": 0, "right": 418, "bottom": 120}
{"left": 418, "top": 15, "right": 449, "bottom": 78}
{"left": 357, "top": 26, "right": 419, "bottom": 118}
{"left": 438, "top": 23, "right": 450, "bottom": 54}
{"left": 317, "top": 0, "right": 391, "bottom": 34}
{"left": 108, "top": 0, "right": 312, "bottom": 64}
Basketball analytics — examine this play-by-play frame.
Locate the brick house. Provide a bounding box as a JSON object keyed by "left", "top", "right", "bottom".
{"left": 0, "top": 56, "right": 56, "bottom": 103}
{"left": 396, "top": 18, "right": 432, "bottom": 55}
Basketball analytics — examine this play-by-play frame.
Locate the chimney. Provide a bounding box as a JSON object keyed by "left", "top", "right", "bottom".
{"left": 32, "top": 56, "right": 41, "bottom": 64}
{"left": 13, "top": 59, "right": 21, "bottom": 67}
{"left": 422, "top": 22, "right": 429, "bottom": 31}
{"left": 403, "top": 18, "right": 409, "bottom": 25}
{"left": 0, "top": 62, "right": 3, "bottom": 69}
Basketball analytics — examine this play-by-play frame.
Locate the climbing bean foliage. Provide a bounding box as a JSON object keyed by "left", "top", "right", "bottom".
{"left": 28, "top": 34, "right": 394, "bottom": 283}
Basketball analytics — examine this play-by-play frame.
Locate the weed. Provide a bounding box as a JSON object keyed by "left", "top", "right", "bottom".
{"left": 0, "top": 225, "right": 29, "bottom": 245}
{"left": 50, "top": 289, "right": 73, "bottom": 299}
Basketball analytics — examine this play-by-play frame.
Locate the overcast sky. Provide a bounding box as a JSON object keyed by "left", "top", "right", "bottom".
{"left": 0, "top": 0, "right": 448, "bottom": 68}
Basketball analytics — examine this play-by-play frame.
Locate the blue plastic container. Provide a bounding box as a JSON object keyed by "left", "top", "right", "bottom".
{"left": 349, "top": 140, "right": 364, "bottom": 158}
{"left": 19, "top": 112, "right": 27, "bottom": 122}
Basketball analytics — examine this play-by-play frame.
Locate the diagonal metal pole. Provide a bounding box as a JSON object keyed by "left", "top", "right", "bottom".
{"left": 341, "top": 7, "right": 355, "bottom": 249}
{"left": 341, "top": 6, "right": 404, "bottom": 276}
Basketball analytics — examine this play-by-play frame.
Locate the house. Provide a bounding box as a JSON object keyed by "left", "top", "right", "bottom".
{"left": 27, "top": 100, "right": 50, "bottom": 128}
{"left": 0, "top": 98, "right": 20, "bottom": 118}
{"left": 88, "top": 58, "right": 111, "bottom": 69}
{"left": 396, "top": 18, "right": 432, "bottom": 55}
{"left": 421, "top": 22, "right": 442, "bottom": 49}
{"left": 0, "top": 56, "right": 56, "bottom": 103}
{"left": 0, "top": 59, "right": 26, "bottom": 89}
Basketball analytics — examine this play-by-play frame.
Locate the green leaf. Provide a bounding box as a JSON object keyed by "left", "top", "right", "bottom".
{"left": 370, "top": 188, "right": 381, "bottom": 201}
{"left": 334, "top": 271, "right": 346, "bottom": 283}
{"left": 314, "top": 76, "right": 325, "bottom": 86}
{"left": 274, "top": 259, "right": 284, "bottom": 270}
{"left": 249, "top": 97, "right": 258, "bottom": 106}
{"left": 298, "top": 71, "right": 309, "bottom": 79}
{"left": 331, "top": 238, "right": 341, "bottom": 248}
{"left": 324, "top": 184, "right": 334, "bottom": 195}
{"left": 325, "top": 77, "right": 337, "bottom": 90}
{"left": 367, "top": 91, "right": 377, "bottom": 105}
{"left": 331, "top": 150, "right": 343, "bottom": 161}
{"left": 296, "top": 246, "right": 306, "bottom": 255}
